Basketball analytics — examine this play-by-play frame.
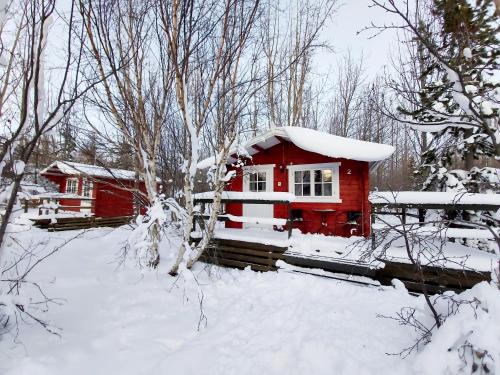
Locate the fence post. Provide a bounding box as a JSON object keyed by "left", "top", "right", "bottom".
{"left": 287, "top": 202, "right": 293, "bottom": 239}
{"left": 418, "top": 208, "right": 425, "bottom": 226}
{"left": 24, "top": 200, "right": 28, "bottom": 213}
{"left": 371, "top": 207, "right": 376, "bottom": 251}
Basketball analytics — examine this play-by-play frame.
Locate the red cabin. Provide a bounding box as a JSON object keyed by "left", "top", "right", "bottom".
{"left": 40, "top": 161, "right": 152, "bottom": 217}
{"left": 202, "top": 127, "right": 394, "bottom": 237}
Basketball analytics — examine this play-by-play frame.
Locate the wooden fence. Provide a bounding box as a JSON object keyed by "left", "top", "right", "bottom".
{"left": 20, "top": 196, "right": 95, "bottom": 215}
{"left": 32, "top": 215, "right": 133, "bottom": 231}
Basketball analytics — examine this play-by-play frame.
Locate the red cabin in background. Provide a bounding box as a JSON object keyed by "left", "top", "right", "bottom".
{"left": 200, "top": 127, "right": 394, "bottom": 237}
{"left": 40, "top": 161, "right": 151, "bottom": 217}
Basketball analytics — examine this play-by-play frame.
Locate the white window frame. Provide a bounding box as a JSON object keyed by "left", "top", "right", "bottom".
{"left": 65, "top": 177, "right": 79, "bottom": 194}
{"left": 82, "top": 178, "right": 94, "bottom": 198}
{"left": 242, "top": 164, "right": 275, "bottom": 193}
{"left": 287, "top": 163, "right": 341, "bottom": 203}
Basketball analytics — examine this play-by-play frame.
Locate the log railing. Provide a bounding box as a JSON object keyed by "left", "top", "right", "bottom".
{"left": 370, "top": 195, "right": 500, "bottom": 251}
{"left": 193, "top": 193, "right": 295, "bottom": 238}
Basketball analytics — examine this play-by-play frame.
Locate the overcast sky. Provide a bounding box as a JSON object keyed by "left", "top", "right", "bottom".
{"left": 315, "top": 0, "right": 401, "bottom": 80}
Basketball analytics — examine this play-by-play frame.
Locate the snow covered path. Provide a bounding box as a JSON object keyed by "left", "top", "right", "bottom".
{"left": 0, "top": 227, "right": 419, "bottom": 375}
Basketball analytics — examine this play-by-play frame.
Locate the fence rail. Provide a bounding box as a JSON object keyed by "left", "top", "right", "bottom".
{"left": 194, "top": 194, "right": 294, "bottom": 238}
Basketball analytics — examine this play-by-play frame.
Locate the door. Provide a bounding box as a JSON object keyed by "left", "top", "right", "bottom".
{"left": 242, "top": 165, "right": 274, "bottom": 229}
{"left": 81, "top": 179, "right": 93, "bottom": 214}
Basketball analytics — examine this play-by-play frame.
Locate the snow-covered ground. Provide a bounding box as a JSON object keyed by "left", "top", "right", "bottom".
{"left": 0, "top": 226, "right": 498, "bottom": 375}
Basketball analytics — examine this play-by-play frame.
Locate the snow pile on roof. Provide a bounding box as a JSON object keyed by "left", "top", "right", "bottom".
{"left": 369, "top": 191, "right": 500, "bottom": 206}
{"left": 281, "top": 127, "right": 395, "bottom": 162}
{"left": 194, "top": 191, "right": 295, "bottom": 202}
{"left": 198, "top": 126, "right": 395, "bottom": 168}
{"left": 40, "top": 161, "right": 157, "bottom": 181}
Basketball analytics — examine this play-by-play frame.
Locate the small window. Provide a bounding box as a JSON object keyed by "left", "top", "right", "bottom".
{"left": 66, "top": 178, "right": 78, "bottom": 194}
{"left": 313, "top": 169, "right": 333, "bottom": 197}
{"left": 82, "top": 179, "right": 93, "bottom": 198}
{"left": 290, "top": 163, "right": 340, "bottom": 200}
{"left": 249, "top": 171, "right": 267, "bottom": 192}
{"left": 294, "top": 170, "right": 311, "bottom": 196}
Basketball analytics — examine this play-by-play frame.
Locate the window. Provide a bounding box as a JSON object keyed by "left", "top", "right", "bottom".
{"left": 66, "top": 178, "right": 78, "bottom": 194}
{"left": 294, "top": 170, "right": 311, "bottom": 196}
{"left": 288, "top": 163, "right": 340, "bottom": 202}
{"left": 82, "top": 179, "right": 93, "bottom": 198}
{"left": 249, "top": 171, "right": 266, "bottom": 192}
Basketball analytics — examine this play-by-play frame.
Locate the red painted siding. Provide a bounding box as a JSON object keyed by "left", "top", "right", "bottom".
{"left": 43, "top": 173, "right": 149, "bottom": 218}
{"left": 225, "top": 141, "right": 371, "bottom": 237}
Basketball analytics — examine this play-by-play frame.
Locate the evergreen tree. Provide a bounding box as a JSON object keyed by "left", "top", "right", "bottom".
{"left": 404, "top": 0, "right": 500, "bottom": 193}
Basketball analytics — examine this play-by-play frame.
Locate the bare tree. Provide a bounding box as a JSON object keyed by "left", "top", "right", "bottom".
{"left": 327, "top": 51, "right": 365, "bottom": 137}
{"left": 79, "top": 0, "right": 175, "bottom": 267}
{"left": 0, "top": 0, "right": 96, "bottom": 254}
{"left": 159, "top": 0, "right": 261, "bottom": 275}
{"left": 261, "top": 0, "right": 337, "bottom": 129}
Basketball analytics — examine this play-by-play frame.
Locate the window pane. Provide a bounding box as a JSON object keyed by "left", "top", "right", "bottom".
{"left": 303, "top": 184, "right": 311, "bottom": 196}
{"left": 315, "top": 183, "right": 322, "bottom": 196}
{"left": 294, "top": 184, "right": 302, "bottom": 196}
{"left": 249, "top": 182, "right": 257, "bottom": 192}
{"left": 257, "top": 172, "right": 266, "bottom": 181}
{"left": 302, "top": 171, "right": 310, "bottom": 183}
{"left": 314, "top": 170, "right": 322, "bottom": 183}
{"left": 323, "top": 183, "right": 332, "bottom": 196}
{"left": 323, "top": 169, "right": 332, "bottom": 182}
{"left": 249, "top": 173, "right": 257, "bottom": 183}
{"left": 258, "top": 182, "right": 266, "bottom": 191}
{"left": 294, "top": 171, "right": 301, "bottom": 183}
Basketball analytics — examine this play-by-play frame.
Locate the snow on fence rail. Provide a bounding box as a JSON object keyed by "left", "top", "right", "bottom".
{"left": 369, "top": 191, "right": 500, "bottom": 248}
{"left": 193, "top": 191, "right": 294, "bottom": 237}
{"left": 369, "top": 191, "right": 500, "bottom": 210}
{"left": 372, "top": 224, "right": 499, "bottom": 239}
{"left": 194, "top": 191, "right": 295, "bottom": 203}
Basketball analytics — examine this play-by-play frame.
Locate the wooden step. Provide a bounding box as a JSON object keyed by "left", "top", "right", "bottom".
{"left": 204, "top": 249, "right": 277, "bottom": 267}
{"left": 199, "top": 255, "right": 277, "bottom": 272}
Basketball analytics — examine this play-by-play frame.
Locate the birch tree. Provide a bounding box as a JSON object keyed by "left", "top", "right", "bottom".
{"left": 159, "top": 0, "right": 261, "bottom": 275}
{"left": 79, "top": 0, "right": 175, "bottom": 267}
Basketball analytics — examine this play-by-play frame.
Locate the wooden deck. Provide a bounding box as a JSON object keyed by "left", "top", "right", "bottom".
{"left": 198, "top": 235, "right": 492, "bottom": 294}
{"left": 199, "top": 238, "right": 287, "bottom": 272}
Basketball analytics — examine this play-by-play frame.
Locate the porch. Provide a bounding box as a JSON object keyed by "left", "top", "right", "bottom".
{"left": 192, "top": 191, "right": 499, "bottom": 293}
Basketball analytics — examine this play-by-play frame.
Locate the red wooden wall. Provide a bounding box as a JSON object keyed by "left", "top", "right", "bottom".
{"left": 224, "top": 140, "right": 371, "bottom": 237}
{"left": 43, "top": 174, "right": 148, "bottom": 218}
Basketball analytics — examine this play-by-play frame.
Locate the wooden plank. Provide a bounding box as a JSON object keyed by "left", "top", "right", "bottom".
{"left": 204, "top": 250, "right": 277, "bottom": 266}
{"left": 216, "top": 245, "right": 284, "bottom": 260}
{"left": 215, "top": 239, "right": 287, "bottom": 253}
{"left": 199, "top": 256, "right": 276, "bottom": 272}
{"left": 376, "top": 261, "right": 490, "bottom": 289}
{"left": 283, "top": 254, "right": 377, "bottom": 277}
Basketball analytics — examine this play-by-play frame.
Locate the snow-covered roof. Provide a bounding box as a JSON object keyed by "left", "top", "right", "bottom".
{"left": 40, "top": 161, "right": 151, "bottom": 181}
{"left": 369, "top": 191, "right": 500, "bottom": 207}
{"left": 198, "top": 127, "right": 395, "bottom": 169}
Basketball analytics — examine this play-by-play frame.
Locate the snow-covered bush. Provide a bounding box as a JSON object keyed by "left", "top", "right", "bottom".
{"left": 413, "top": 281, "right": 500, "bottom": 375}
{"left": 125, "top": 194, "right": 186, "bottom": 268}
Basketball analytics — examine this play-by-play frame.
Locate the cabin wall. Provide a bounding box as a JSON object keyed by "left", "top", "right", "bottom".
{"left": 43, "top": 173, "right": 148, "bottom": 218}
{"left": 225, "top": 141, "right": 371, "bottom": 237}
{"left": 94, "top": 179, "right": 136, "bottom": 217}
